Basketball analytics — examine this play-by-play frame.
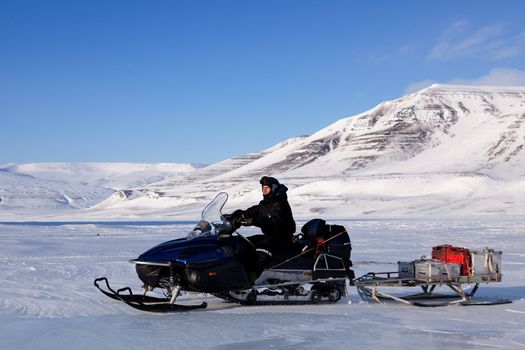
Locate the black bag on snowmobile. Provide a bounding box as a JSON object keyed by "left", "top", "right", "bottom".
{"left": 325, "top": 224, "right": 352, "bottom": 261}
{"left": 301, "top": 219, "right": 352, "bottom": 261}
{"left": 301, "top": 219, "right": 354, "bottom": 280}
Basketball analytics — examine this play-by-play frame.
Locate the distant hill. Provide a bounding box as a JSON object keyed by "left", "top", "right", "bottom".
{"left": 1, "top": 85, "right": 524, "bottom": 221}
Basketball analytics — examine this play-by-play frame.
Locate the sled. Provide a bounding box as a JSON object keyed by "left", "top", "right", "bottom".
{"left": 353, "top": 271, "right": 511, "bottom": 307}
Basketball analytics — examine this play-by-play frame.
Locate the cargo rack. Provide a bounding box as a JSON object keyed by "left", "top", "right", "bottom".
{"left": 354, "top": 271, "right": 511, "bottom": 307}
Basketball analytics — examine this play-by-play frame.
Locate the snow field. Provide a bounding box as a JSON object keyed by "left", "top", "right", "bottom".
{"left": 0, "top": 219, "right": 524, "bottom": 349}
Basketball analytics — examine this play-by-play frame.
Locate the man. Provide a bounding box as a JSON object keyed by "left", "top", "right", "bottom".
{"left": 227, "top": 176, "right": 296, "bottom": 272}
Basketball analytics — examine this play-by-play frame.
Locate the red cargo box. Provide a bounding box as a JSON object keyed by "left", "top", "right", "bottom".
{"left": 432, "top": 244, "right": 472, "bottom": 276}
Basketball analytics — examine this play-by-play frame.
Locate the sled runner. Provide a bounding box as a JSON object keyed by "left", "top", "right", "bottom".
{"left": 354, "top": 247, "right": 511, "bottom": 307}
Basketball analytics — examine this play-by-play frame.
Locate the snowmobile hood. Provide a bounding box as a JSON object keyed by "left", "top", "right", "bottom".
{"left": 130, "top": 236, "right": 232, "bottom": 266}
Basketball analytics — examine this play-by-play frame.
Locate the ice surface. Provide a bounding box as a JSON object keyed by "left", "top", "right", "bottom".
{"left": 1, "top": 219, "right": 524, "bottom": 349}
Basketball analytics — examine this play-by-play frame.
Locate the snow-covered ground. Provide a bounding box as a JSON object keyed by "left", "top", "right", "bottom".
{"left": 1, "top": 219, "right": 524, "bottom": 349}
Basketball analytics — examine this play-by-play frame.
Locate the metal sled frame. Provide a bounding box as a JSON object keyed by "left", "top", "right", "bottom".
{"left": 354, "top": 271, "right": 511, "bottom": 307}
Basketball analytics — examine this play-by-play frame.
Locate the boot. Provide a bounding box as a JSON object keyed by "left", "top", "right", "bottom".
{"left": 255, "top": 248, "right": 272, "bottom": 275}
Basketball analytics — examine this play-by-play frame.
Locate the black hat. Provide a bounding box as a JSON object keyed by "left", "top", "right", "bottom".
{"left": 260, "top": 176, "right": 280, "bottom": 193}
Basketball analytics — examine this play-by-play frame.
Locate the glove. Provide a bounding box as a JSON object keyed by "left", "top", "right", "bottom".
{"left": 231, "top": 209, "right": 244, "bottom": 219}
{"left": 232, "top": 217, "right": 242, "bottom": 230}
{"left": 224, "top": 210, "right": 244, "bottom": 223}
{"left": 228, "top": 209, "right": 244, "bottom": 220}
{"left": 242, "top": 217, "right": 253, "bottom": 226}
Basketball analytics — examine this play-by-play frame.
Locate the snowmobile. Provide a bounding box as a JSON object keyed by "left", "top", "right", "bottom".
{"left": 94, "top": 192, "right": 355, "bottom": 312}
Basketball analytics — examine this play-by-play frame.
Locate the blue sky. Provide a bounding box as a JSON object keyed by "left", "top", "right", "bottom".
{"left": 1, "top": 0, "right": 525, "bottom": 164}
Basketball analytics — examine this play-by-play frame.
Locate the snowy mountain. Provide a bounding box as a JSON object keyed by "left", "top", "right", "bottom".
{"left": 0, "top": 163, "right": 198, "bottom": 219}
{"left": 1, "top": 84, "right": 524, "bottom": 220}
{"left": 207, "top": 84, "right": 525, "bottom": 179}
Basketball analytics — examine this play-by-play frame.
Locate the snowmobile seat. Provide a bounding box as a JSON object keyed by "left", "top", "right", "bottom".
{"left": 267, "top": 249, "right": 313, "bottom": 270}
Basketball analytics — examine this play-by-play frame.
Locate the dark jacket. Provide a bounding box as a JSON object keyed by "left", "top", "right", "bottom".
{"left": 243, "top": 184, "right": 296, "bottom": 250}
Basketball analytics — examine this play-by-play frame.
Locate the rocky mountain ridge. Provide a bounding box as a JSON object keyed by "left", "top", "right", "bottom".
{"left": 1, "top": 84, "right": 524, "bottom": 220}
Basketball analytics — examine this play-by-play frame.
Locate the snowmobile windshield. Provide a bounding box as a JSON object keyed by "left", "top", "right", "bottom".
{"left": 186, "top": 192, "right": 230, "bottom": 240}
{"left": 202, "top": 192, "right": 228, "bottom": 223}
{"left": 187, "top": 220, "right": 214, "bottom": 240}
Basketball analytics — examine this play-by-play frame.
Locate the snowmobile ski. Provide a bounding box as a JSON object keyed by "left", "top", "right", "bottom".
{"left": 94, "top": 277, "right": 207, "bottom": 312}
